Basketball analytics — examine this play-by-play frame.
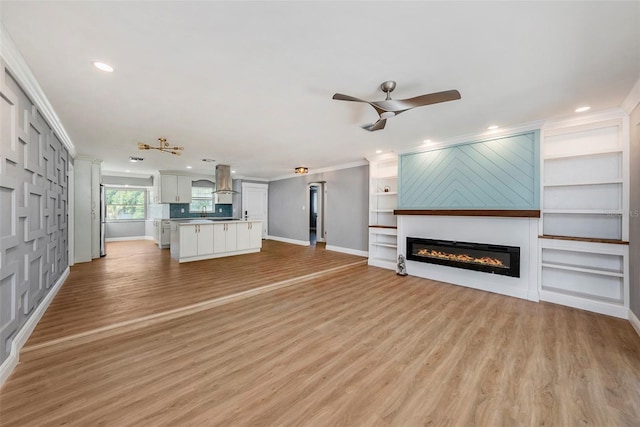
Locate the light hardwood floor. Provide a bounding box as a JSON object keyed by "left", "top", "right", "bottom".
{"left": 1, "top": 240, "right": 639, "bottom": 426}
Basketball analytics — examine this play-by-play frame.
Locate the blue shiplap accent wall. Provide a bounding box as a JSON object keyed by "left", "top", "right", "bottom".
{"left": 399, "top": 131, "right": 539, "bottom": 209}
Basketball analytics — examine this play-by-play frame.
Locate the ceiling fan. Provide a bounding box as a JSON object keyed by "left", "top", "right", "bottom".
{"left": 137, "top": 138, "right": 184, "bottom": 155}
{"left": 332, "top": 81, "right": 461, "bottom": 131}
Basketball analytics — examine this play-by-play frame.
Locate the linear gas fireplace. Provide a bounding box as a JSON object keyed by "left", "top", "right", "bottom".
{"left": 406, "top": 237, "right": 520, "bottom": 277}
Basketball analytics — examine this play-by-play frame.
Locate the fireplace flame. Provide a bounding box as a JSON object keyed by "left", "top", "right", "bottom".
{"left": 416, "top": 249, "right": 506, "bottom": 268}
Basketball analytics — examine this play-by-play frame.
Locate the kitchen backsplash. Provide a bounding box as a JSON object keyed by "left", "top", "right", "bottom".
{"left": 169, "top": 203, "right": 233, "bottom": 218}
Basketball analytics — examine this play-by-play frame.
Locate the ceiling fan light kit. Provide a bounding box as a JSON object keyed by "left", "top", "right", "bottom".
{"left": 137, "top": 138, "right": 184, "bottom": 155}
{"left": 333, "top": 80, "right": 461, "bottom": 131}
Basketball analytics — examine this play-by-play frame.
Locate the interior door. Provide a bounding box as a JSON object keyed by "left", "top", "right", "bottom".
{"left": 242, "top": 183, "right": 268, "bottom": 238}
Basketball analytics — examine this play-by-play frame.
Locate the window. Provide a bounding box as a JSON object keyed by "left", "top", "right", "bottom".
{"left": 190, "top": 180, "right": 214, "bottom": 213}
{"left": 105, "top": 188, "right": 146, "bottom": 220}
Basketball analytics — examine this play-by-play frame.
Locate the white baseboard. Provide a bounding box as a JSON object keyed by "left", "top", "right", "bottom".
{"left": 629, "top": 309, "right": 640, "bottom": 337}
{"left": 106, "top": 236, "right": 154, "bottom": 242}
{"left": 0, "top": 267, "right": 69, "bottom": 386}
{"left": 266, "top": 235, "right": 310, "bottom": 246}
{"left": 325, "top": 245, "right": 368, "bottom": 257}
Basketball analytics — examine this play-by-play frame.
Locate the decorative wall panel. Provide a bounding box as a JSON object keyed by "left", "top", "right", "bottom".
{"left": 399, "top": 132, "right": 540, "bottom": 210}
{"left": 0, "top": 62, "right": 68, "bottom": 364}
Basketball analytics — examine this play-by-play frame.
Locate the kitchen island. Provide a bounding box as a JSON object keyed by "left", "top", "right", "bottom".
{"left": 170, "top": 219, "right": 262, "bottom": 263}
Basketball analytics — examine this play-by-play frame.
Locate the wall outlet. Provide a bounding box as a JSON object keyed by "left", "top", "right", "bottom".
{"left": 219, "top": 208, "right": 222, "bottom": 213}
{"left": 181, "top": 208, "right": 185, "bottom": 213}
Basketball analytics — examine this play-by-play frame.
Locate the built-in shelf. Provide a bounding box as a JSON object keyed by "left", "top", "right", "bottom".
{"left": 539, "top": 115, "right": 629, "bottom": 319}
{"left": 543, "top": 147, "right": 623, "bottom": 160}
{"left": 543, "top": 179, "right": 623, "bottom": 187}
{"left": 538, "top": 234, "right": 629, "bottom": 245}
{"left": 542, "top": 209, "right": 622, "bottom": 215}
{"left": 368, "top": 154, "right": 399, "bottom": 271}
{"left": 541, "top": 262, "right": 623, "bottom": 278}
{"left": 371, "top": 242, "right": 398, "bottom": 249}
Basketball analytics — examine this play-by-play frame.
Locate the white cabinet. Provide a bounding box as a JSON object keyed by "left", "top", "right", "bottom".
{"left": 153, "top": 219, "right": 160, "bottom": 244}
{"left": 159, "top": 174, "right": 192, "bottom": 203}
{"left": 366, "top": 154, "right": 398, "bottom": 270}
{"left": 171, "top": 220, "right": 262, "bottom": 263}
{"left": 237, "top": 221, "right": 262, "bottom": 251}
{"left": 179, "top": 223, "right": 213, "bottom": 258}
{"left": 214, "top": 223, "right": 237, "bottom": 253}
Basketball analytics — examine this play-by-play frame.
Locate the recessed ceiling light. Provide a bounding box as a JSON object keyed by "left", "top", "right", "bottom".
{"left": 129, "top": 156, "right": 144, "bottom": 162}
{"left": 575, "top": 106, "right": 591, "bottom": 113}
{"left": 487, "top": 125, "right": 499, "bottom": 130}
{"left": 93, "top": 61, "right": 114, "bottom": 72}
{"left": 186, "top": 166, "right": 192, "bottom": 169}
{"left": 202, "top": 158, "right": 215, "bottom": 163}
{"left": 231, "top": 170, "right": 236, "bottom": 174}
{"left": 125, "top": 170, "right": 130, "bottom": 173}
{"left": 375, "top": 150, "right": 382, "bottom": 154}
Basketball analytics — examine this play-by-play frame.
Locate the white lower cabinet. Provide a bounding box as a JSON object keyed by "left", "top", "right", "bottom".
{"left": 214, "top": 223, "right": 237, "bottom": 253}
{"left": 236, "top": 221, "right": 262, "bottom": 250}
{"left": 179, "top": 224, "right": 214, "bottom": 258}
{"left": 172, "top": 220, "right": 262, "bottom": 262}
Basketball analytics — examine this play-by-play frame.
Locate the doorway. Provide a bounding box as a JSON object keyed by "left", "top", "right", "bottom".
{"left": 308, "top": 182, "right": 325, "bottom": 245}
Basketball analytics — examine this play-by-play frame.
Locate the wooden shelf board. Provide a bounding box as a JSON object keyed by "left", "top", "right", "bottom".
{"left": 394, "top": 209, "right": 540, "bottom": 218}
{"left": 539, "top": 235, "right": 629, "bottom": 245}
{"left": 369, "top": 225, "right": 398, "bottom": 229}
{"left": 374, "top": 192, "right": 398, "bottom": 196}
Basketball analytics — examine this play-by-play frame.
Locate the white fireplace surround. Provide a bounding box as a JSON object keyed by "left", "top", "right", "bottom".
{"left": 397, "top": 215, "right": 539, "bottom": 302}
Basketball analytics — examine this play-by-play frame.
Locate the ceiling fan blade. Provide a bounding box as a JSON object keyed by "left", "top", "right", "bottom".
{"left": 362, "top": 118, "right": 387, "bottom": 132}
{"left": 399, "top": 89, "right": 461, "bottom": 108}
{"left": 332, "top": 93, "right": 369, "bottom": 103}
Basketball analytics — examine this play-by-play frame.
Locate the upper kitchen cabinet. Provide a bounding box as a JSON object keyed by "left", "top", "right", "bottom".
{"left": 156, "top": 174, "right": 192, "bottom": 203}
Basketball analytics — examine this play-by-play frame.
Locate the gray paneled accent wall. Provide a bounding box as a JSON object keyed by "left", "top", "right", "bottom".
{"left": 269, "top": 165, "right": 369, "bottom": 251}
{"left": 629, "top": 102, "right": 640, "bottom": 318}
{"left": 0, "top": 63, "right": 69, "bottom": 365}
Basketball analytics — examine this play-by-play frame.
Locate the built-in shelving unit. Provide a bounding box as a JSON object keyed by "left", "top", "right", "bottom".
{"left": 539, "top": 114, "right": 630, "bottom": 318}
{"left": 367, "top": 154, "right": 398, "bottom": 270}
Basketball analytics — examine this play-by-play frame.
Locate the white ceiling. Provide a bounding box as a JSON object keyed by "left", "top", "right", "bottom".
{"left": 1, "top": 1, "right": 639, "bottom": 180}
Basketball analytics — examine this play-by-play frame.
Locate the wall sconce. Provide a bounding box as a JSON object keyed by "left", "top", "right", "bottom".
{"left": 295, "top": 167, "right": 309, "bottom": 175}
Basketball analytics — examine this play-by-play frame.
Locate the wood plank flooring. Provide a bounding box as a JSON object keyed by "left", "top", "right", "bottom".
{"left": 24, "top": 240, "right": 365, "bottom": 348}
{"left": 1, "top": 240, "right": 640, "bottom": 425}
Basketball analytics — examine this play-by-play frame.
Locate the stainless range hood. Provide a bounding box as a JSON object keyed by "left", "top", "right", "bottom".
{"left": 214, "top": 164, "right": 234, "bottom": 194}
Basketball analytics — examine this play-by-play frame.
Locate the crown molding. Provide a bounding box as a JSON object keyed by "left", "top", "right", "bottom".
{"left": 622, "top": 76, "right": 640, "bottom": 114}
{"left": 542, "top": 107, "right": 627, "bottom": 131}
{"left": 269, "top": 159, "right": 368, "bottom": 182}
{"left": 1, "top": 24, "right": 77, "bottom": 158}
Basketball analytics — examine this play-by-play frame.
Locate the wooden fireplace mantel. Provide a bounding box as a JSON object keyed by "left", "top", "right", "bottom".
{"left": 393, "top": 209, "right": 541, "bottom": 218}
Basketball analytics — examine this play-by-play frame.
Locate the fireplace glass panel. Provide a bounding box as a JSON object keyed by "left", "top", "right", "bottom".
{"left": 406, "top": 238, "right": 520, "bottom": 277}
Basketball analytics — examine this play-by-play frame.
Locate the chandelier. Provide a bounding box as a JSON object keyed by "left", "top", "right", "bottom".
{"left": 138, "top": 138, "right": 184, "bottom": 155}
